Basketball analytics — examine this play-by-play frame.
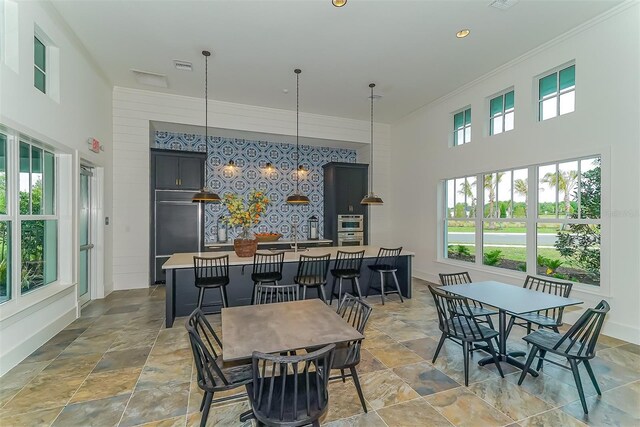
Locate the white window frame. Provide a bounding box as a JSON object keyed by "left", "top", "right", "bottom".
{"left": 33, "top": 34, "right": 47, "bottom": 94}
{"left": 537, "top": 62, "right": 575, "bottom": 122}
{"left": 440, "top": 153, "right": 606, "bottom": 295}
{"left": 488, "top": 88, "right": 515, "bottom": 136}
{"left": 452, "top": 107, "right": 471, "bottom": 147}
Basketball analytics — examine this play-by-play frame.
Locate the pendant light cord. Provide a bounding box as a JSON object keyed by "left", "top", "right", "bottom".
{"left": 370, "top": 83, "right": 374, "bottom": 193}
{"left": 296, "top": 69, "right": 300, "bottom": 193}
{"left": 204, "top": 51, "right": 210, "bottom": 187}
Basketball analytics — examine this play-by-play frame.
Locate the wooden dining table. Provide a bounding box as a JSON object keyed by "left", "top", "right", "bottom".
{"left": 221, "top": 299, "right": 364, "bottom": 362}
{"left": 443, "top": 281, "right": 583, "bottom": 374}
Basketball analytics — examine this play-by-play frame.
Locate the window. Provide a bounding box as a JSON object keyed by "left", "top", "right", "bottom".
{"left": 442, "top": 155, "right": 601, "bottom": 286}
{"left": 0, "top": 134, "right": 10, "bottom": 303}
{"left": 539, "top": 64, "right": 575, "bottom": 121}
{"left": 489, "top": 90, "right": 514, "bottom": 135}
{"left": 482, "top": 168, "right": 528, "bottom": 271}
{"left": 34, "top": 35, "right": 46, "bottom": 93}
{"left": 453, "top": 108, "right": 471, "bottom": 146}
{"left": 537, "top": 157, "right": 600, "bottom": 285}
{"left": 19, "top": 142, "right": 57, "bottom": 294}
{"left": 444, "top": 175, "right": 476, "bottom": 262}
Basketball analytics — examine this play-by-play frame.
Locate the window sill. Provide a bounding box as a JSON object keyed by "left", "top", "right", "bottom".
{"left": 0, "top": 282, "right": 75, "bottom": 324}
{"left": 435, "top": 257, "right": 610, "bottom": 300}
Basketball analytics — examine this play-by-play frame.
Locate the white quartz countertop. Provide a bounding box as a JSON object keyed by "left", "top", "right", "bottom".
{"left": 162, "top": 245, "right": 414, "bottom": 270}
{"left": 205, "top": 239, "right": 332, "bottom": 248}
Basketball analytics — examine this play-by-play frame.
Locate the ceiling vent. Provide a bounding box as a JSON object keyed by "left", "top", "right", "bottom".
{"left": 173, "top": 60, "right": 193, "bottom": 71}
{"left": 489, "top": 0, "right": 518, "bottom": 10}
{"left": 130, "top": 69, "right": 168, "bottom": 88}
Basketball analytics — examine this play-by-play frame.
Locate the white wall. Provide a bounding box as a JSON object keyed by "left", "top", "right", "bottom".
{"left": 0, "top": 1, "right": 113, "bottom": 375}
{"left": 112, "top": 88, "right": 392, "bottom": 289}
{"left": 390, "top": 4, "right": 640, "bottom": 343}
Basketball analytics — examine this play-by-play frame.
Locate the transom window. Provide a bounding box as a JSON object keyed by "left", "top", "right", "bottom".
{"left": 453, "top": 108, "right": 471, "bottom": 146}
{"left": 539, "top": 64, "right": 575, "bottom": 121}
{"left": 34, "top": 35, "right": 46, "bottom": 94}
{"left": 443, "top": 155, "right": 601, "bottom": 286}
{"left": 489, "top": 90, "right": 514, "bottom": 135}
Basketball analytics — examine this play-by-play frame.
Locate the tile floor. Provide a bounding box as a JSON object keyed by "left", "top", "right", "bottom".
{"left": 1, "top": 279, "right": 639, "bottom": 427}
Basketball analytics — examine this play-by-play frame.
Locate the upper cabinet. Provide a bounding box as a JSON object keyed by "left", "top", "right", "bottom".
{"left": 152, "top": 149, "right": 205, "bottom": 190}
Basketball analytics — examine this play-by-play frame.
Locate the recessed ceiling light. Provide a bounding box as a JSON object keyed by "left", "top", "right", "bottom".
{"left": 332, "top": 0, "right": 347, "bottom": 7}
{"left": 456, "top": 29, "right": 471, "bottom": 39}
{"left": 173, "top": 60, "right": 192, "bottom": 71}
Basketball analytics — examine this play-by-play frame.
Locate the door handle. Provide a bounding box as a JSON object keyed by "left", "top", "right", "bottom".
{"left": 349, "top": 205, "right": 353, "bottom": 212}
{"left": 175, "top": 178, "right": 179, "bottom": 186}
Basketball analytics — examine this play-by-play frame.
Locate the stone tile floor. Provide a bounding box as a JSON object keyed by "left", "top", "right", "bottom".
{"left": 1, "top": 279, "right": 639, "bottom": 426}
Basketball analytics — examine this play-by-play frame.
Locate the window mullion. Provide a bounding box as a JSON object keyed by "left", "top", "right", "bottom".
{"left": 475, "top": 173, "right": 483, "bottom": 267}
{"left": 527, "top": 165, "right": 537, "bottom": 276}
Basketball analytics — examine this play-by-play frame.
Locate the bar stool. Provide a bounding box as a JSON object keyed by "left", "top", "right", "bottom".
{"left": 250, "top": 251, "right": 285, "bottom": 304}
{"left": 329, "top": 250, "right": 365, "bottom": 305}
{"left": 365, "top": 247, "right": 403, "bottom": 305}
{"left": 193, "top": 255, "right": 230, "bottom": 313}
{"left": 294, "top": 253, "right": 331, "bottom": 303}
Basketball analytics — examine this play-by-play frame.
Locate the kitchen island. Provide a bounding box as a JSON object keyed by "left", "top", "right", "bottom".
{"left": 162, "top": 246, "right": 413, "bottom": 327}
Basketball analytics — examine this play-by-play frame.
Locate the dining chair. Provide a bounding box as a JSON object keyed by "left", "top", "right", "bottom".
{"left": 186, "top": 309, "right": 252, "bottom": 427}
{"left": 517, "top": 300, "right": 610, "bottom": 414}
{"left": 329, "top": 250, "right": 365, "bottom": 304}
{"left": 429, "top": 285, "right": 504, "bottom": 386}
{"left": 246, "top": 344, "right": 335, "bottom": 427}
{"left": 254, "top": 283, "right": 299, "bottom": 305}
{"left": 193, "top": 255, "right": 230, "bottom": 313}
{"left": 439, "top": 272, "right": 497, "bottom": 328}
{"left": 251, "top": 251, "right": 285, "bottom": 304}
{"left": 505, "top": 275, "right": 573, "bottom": 340}
{"left": 294, "top": 253, "right": 331, "bottom": 303}
{"left": 366, "top": 247, "right": 403, "bottom": 305}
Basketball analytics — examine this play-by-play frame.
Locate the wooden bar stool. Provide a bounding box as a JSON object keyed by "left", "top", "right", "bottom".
{"left": 193, "top": 255, "right": 230, "bottom": 313}
{"left": 365, "top": 247, "right": 403, "bottom": 305}
{"left": 250, "top": 251, "right": 285, "bottom": 304}
{"left": 329, "top": 250, "right": 365, "bottom": 305}
{"left": 294, "top": 253, "right": 331, "bottom": 303}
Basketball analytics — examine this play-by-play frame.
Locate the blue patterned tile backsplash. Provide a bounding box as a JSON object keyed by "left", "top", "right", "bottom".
{"left": 154, "top": 132, "right": 357, "bottom": 243}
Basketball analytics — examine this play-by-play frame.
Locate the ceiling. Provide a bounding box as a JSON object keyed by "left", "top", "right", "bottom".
{"left": 52, "top": 0, "right": 621, "bottom": 123}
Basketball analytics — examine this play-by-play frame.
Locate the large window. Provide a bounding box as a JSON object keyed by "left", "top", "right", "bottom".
{"left": 489, "top": 90, "right": 514, "bottom": 135}
{"left": 0, "top": 134, "right": 10, "bottom": 303}
{"left": 453, "top": 108, "right": 471, "bottom": 146}
{"left": 539, "top": 64, "right": 575, "bottom": 121}
{"left": 19, "top": 142, "right": 57, "bottom": 294}
{"left": 445, "top": 175, "right": 476, "bottom": 262}
{"left": 34, "top": 35, "right": 46, "bottom": 94}
{"left": 537, "top": 157, "right": 600, "bottom": 285}
{"left": 443, "top": 155, "right": 601, "bottom": 286}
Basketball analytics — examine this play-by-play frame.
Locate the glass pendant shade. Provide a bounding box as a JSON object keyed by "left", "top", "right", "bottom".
{"left": 192, "top": 50, "right": 221, "bottom": 204}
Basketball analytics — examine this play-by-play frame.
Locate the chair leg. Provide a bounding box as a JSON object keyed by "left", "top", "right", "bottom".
{"left": 350, "top": 366, "right": 368, "bottom": 413}
{"left": 338, "top": 278, "right": 343, "bottom": 305}
{"left": 391, "top": 271, "right": 404, "bottom": 303}
{"left": 526, "top": 322, "right": 532, "bottom": 335}
{"left": 340, "top": 368, "right": 346, "bottom": 382}
{"left": 197, "top": 287, "right": 205, "bottom": 309}
{"left": 485, "top": 314, "right": 495, "bottom": 329}
{"left": 330, "top": 276, "right": 337, "bottom": 305}
{"left": 462, "top": 341, "right": 470, "bottom": 386}
{"left": 379, "top": 272, "right": 385, "bottom": 305}
{"left": 569, "top": 359, "right": 589, "bottom": 414}
{"left": 200, "top": 390, "right": 214, "bottom": 427}
{"left": 583, "top": 359, "right": 602, "bottom": 395}
{"left": 536, "top": 350, "right": 547, "bottom": 371}
{"left": 199, "top": 391, "right": 208, "bottom": 412}
{"left": 220, "top": 286, "right": 228, "bottom": 308}
{"left": 504, "top": 316, "right": 516, "bottom": 341}
{"left": 433, "top": 333, "right": 447, "bottom": 363}
{"left": 518, "top": 346, "right": 539, "bottom": 385}
{"left": 354, "top": 277, "right": 363, "bottom": 299}
{"left": 485, "top": 339, "right": 504, "bottom": 378}
{"left": 318, "top": 285, "right": 328, "bottom": 304}
{"left": 302, "top": 285, "right": 307, "bottom": 300}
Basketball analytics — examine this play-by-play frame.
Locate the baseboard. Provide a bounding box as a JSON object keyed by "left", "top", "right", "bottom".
{"left": 413, "top": 269, "right": 439, "bottom": 284}
{"left": 0, "top": 307, "right": 77, "bottom": 376}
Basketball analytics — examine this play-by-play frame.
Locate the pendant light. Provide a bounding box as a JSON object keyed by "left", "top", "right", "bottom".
{"left": 361, "top": 83, "right": 383, "bottom": 205}
{"left": 286, "top": 68, "right": 310, "bottom": 204}
{"left": 192, "top": 50, "right": 221, "bottom": 203}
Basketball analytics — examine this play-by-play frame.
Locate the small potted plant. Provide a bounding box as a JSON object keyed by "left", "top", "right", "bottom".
{"left": 222, "top": 189, "right": 270, "bottom": 257}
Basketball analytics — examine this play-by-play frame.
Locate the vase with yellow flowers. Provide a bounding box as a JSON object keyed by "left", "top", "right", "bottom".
{"left": 222, "top": 189, "right": 270, "bottom": 257}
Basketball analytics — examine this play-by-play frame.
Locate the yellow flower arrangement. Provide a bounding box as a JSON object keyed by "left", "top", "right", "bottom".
{"left": 222, "top": 189, "right": 270, "bottom": 239}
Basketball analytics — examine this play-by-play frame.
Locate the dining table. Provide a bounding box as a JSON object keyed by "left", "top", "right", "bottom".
{"left": 221, "top": 299, "right": 364, "bottom": 361}
{"left": 443, "top": 280, "right": 583, "bottom": 375}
